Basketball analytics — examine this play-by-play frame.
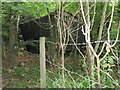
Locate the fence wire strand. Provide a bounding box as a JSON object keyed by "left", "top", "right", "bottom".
{"left": 22, "top": 39, "right": 120, "bottom": 46}
{"left": 45, "top": 59, "right": 115, "bottom": 88}
{"left": 46, "top": 40, "right": 120, "bottom": 45}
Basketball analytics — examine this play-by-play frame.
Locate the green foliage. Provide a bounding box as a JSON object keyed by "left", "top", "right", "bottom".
{"left": 91, "top": 3, "right": 104, "bottom": 41}
{"left": 3, "top": 61, "right": 41, "bottom": 88}
{"left": 110, "top": 30, "right": 119, "bottom": 40}
{"left": 64, "top": 2, "right": 79, "bottom": 14}
{"left": 2, "top": 2, "right": 120, "bottom": 88}
{"left": 101, "top": 55, "right": 116, "bottom": 71}
{"left": 2, "top": 17, "right": 9, "bottom": 42}
{"left": 2, "top": 2, "right": 59, "bottom": 44}
{"left": 3, "top": 55, "right": 119, "bottom": 88}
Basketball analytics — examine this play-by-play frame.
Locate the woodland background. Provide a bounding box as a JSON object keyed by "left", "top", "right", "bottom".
{"left": 1, "top": 1, "right": 120, "bottom": 88}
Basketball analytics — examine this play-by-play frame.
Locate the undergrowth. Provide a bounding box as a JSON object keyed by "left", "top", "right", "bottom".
{"left": 2, "top": 53, "right": 119, "bottom": 88}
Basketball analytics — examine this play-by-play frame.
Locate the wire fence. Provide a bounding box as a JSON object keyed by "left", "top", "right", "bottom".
{"left": 19, "top": 49, "right": 117, "bottom": 88}
{"left": 20, "top": 39, "right": 120, "bottom": 88}
{"left": 46, "top": 40, "right": 120, "bottom": 45}
{"left": 45, "top": 59, "right": 115, "bottom": 88}
{"left": 45, "top": 39, "right": 120, "bottom": 88}
{"left": 23, "top": 39, "right": 120, "bottom": 46}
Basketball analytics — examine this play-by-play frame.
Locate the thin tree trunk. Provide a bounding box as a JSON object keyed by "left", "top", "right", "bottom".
{"left": 57, "top": 2, "right": 65, "bottom": 87}
{"left": 9, "top": 15, "right": 17, "bottom": 60}
{"left": 2, "top": 41, "right": 6, "bottom": 60}
{"left": 84, "top": 1, "right": 94, "bottom": 80}
{"left": 95, "top": 2, "right": 108, "bottom": 53}
{"left": 16, "top": 15, "right": 20, "bottom": 42}
{"left": 93, "top": 2, "right": 108, "bottom": 87}
{"left": 9, "top": 16, "right": 15, "bottom": 53}
{"left": 61, "top": 45, "right": 65, "bottom": 87}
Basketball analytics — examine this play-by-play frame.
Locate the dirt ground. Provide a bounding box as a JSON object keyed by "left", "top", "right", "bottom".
{"left": 2, "top": 50, "right": 40, "bottom": 88}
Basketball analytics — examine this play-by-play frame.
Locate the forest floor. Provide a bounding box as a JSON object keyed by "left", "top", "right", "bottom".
{"left": 2, "top": 51, "right": 40, "bottom": 88}
{"left": 2, "top": 50, "right": 119, "bottom": 88}
{"left": 2, "top": 50, "right": 82, "bottom": 88}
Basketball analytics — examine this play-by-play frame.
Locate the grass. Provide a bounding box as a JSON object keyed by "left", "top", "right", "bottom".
{"left": 2, "top": 52, "right": 120, "bottom": 88}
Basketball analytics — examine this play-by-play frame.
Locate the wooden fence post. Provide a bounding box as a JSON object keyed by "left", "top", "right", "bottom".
{"left": 40, "top": 37, "right": 46, "bottom": 88}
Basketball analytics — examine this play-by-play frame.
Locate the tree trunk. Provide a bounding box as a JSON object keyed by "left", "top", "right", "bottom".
{"left": 9, "top": 15, "right": 17, "bottom": 59}
{"left": 84, "top": 2, "right": 94, "bottom": 80}
{"left": 95, "top": 2, "right": 108, "bottom": 53}
{"left": 2, "top": 41, "right": 6, "bottom": 60}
